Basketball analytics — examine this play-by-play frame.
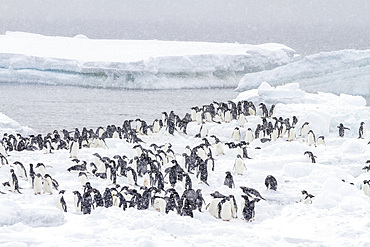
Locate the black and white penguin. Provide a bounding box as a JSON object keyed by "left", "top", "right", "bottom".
{"left": 103, "top": 188, "right": 113, "bottom": 208}
{"left": 224, "top": 171, "right": 235, "bottom": 189}
{"left": 245, "top": 128, "right": 254, "bottom": 143}
{"left": 307, "top": 130, "right": 316, "bottom": 146}
{"left": 337, "top": 123, "right": 350, "bottom": 137}
{"left": 69, "top": 139, "right": 79, "bottom": 158}
{"left": 73, "top": 190, "right": 83, "bottom": 213}
{"left": 9, "top": 169, "right": 21, "bottom": 193}
{"left": 0, "top": 153, "right": 8, "bottom": 167}
{"left": 217, "top": 197, "right": 232, "bottom": 221}
{"left": 55, "top": 190, "right": 67, "bottom": 212}
{"left": 234, "top": 154, "right": 246, "bottom": 175}
{"left": 265, "top": 175, "right": 278, "bottom": 191}
{"left": 29, "top": 163, "right": 35, "bottom": 188}
{"left": 287, "top": 127, "right": 296, "bottom": 142}
{"left": 13, "top": 161, "right": 28, "bottom": 180}
{"left": 300, "top": 122, "right": 309, "bottom": 138}
{"left": 237, "top": 113, "right": 246, "bottom": 127}
{"left": 0, "top": 141, "right": 8, "bottom": 157}
{"left": 317, "top": 136, "right": 326, "bottom": 146}
{"left": 304, "top": 151, "right": 317, "bottom": 163}
{"left": 300, "top": 190, "right": 314, "bottom": 204}
{"left": 126, "top": 167, "right": 138, "bottom": 186}
{"left": 358, "top": 122, "right": 366, "bottom": 139}
{"left": 231, "top": 127, "right": 241, "bottom": 142}
{"left": 241, "top": 195, "right": 260, "bottom": 222}
{"left": 36, "top": 163, "right": 46, "bottom": 177}
{"left": 43, "top": 174, "right": 54, "bottom": 194}
{"left": 362, "top": 180, "right": 370, "bottom": 197}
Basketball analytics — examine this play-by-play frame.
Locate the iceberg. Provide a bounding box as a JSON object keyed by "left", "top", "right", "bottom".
{"left": 0, "top": 32, "right": 298, "bottom": 89}
{"left": 236, "top": 49, "right": 370, "bottom": 96}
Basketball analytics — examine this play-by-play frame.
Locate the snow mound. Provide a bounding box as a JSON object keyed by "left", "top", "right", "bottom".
{"left": 236, "top": 49, "right": 370, "bottom": 96}
{"left": 0, "top": 199, "right": 64, "bottom": 227}
{"left": 235, "top": 82, "right": 369, "bottom": 137}
{"left": 0, "top": 112, "right": 35, "bottom": 137}
{"left": 0, "top": 32, "right": 298, "bottom": 89}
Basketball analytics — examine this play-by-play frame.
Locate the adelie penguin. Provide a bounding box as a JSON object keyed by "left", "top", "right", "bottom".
{"left": 337, "top": 123, "right": 350, "bottom": 138}
{"left": 304, "top": 151, "right": 316, "bottom": 163}
{"left": 234, "top": 154, "right": 247, "bottom": 175}
{"left": 300, "top": 190, "right": 314, "bottom": 204}
{"left": 241, "top": 195, "right": 260, "bottom": 222}
{"left": 307, "top": 130, "right": 316, "bottom": 146}
{"left": 358, "top": 122, "right": 366, "bottom": 139}
{"left": 69, "top": 139, "right": 79, "bottom": 158}
{"left": 231, "top": 127, "right": 241, "bottom": 142}
{"left": 55, "top": 190, "right": 67, "bottom": 212}
{"left": 9, "top": 169, "right": 21, "bottom": 193}
{"left": 224, "top": 171, "right": 235, "bottom": 189}
{"left": 73, "top": 191, "right": 83, "bottom": 213}
{"left": 265, "top": 175, "right": 278, "bottom": 191}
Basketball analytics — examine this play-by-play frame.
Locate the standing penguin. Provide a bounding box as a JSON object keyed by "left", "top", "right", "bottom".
{"left": 69, "top": 139, "right": 79, "bottom": 158}
{"left": 300, "top": 122, "right": 310, "bottom": 138}
{"left": 265, "top": 175, "right": 278, "bottom": 191}
{"left": 337, "top": 123, "right": 350, "bottom": 137}
{"left": 231, "top": 127, "right": 241, "bottom": 142}
{"left": 234, "top": 154, "right": 247, "bottom": 175}
{"left": 13, "top": 161, "right": 28, "bottom": 180}
{"left": 43, "top": 174, "right": 54, "bottom": 194}
{"left": 358, "top": 122, "right": 366, "bottom": 139}
{"left": 245, "top": 128, "right": 254, "bottom": 143}
{"left": 224, "top": 171, "right": 235, "bottom": 189}
{"left": 33, "top": 173, "right": 43, "bottom": 194}
{"left": 241, "top": 195, "right": 260, "bottom": 222}
{"left": 73, "top": 190, "right": 83, "bottom": 213}
{"left": 215, "top": 139, "right": 225, "bottom": 156}
{"left": 103, "top": 188, "right": 113, "bottom": 208}
{"left": 217, "top": 197, "right": 232, "bottom": 221}
{"left": 55, "top": 190, "right": 67, "bottom": 212}
{"left": 307, "top": 130, "right": 316, "bottom": 146}
{"left": 9, "top": 169, "right": 21, "bottom": 193}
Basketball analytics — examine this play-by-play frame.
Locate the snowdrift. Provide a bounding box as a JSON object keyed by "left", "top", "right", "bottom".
{"left": 0, "top": 32, "right": 298, "bottom": 89}
{"left": 236, "top": 49, "right": 370, "bottom": 96}
{"left": 0, "top": 112, "right": 35, "bottom": 137}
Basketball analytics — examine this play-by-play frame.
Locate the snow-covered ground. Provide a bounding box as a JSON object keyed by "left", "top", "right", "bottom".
{"left": 1, "top": 83, "right": 370, "bottom": 246}
{"left": 0, "top": 32, "right": 298, "bottom": 89}
{"left": 236, "top": 49, "right": 370, "bottom": 96}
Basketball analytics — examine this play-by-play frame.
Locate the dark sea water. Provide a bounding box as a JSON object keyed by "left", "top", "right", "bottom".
{"left": 0, "top": 84, "right": 238, "bottom": 134}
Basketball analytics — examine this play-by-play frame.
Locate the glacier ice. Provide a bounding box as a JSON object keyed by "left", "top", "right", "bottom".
{"left": 0, "top": 32, "right": 298, "bottom": 89}
{"left": 236, "top": 49, "right": 370, "bottom": 96}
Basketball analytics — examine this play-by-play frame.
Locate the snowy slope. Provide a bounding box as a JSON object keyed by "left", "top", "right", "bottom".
{"left": 0, "top": 32, "right": 298, "bottom": 89}
{"left": 1, "top": 83, "right": 370, "bottom": 246}
{"left": 236, "top": 49, "right": 370, "bottom": 96}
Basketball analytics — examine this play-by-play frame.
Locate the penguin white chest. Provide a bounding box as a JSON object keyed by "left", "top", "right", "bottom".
{"left": 208, "top": 198, "right": 222, "bottom": 218}
{"left": 220, "top": 201, "right": 232, "bottom": 221}
{"left": 307, "top": 133, "right": 315, "bottom": 146}
{"left": 127, "top": 170, "right": 135, "bottom": 185}
{"left": 232, "top": 130, "right": 240, "bottom": 141}
{"left": 234, "top": 159, "right": 245, "bottom": 175}
{"left": 215, "top": 142, "right": 224, "bottom": 155}
{"left": 245, "top": 131, "right": 254, "bottom": 142}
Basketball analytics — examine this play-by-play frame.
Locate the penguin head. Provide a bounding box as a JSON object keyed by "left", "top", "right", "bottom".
{"left": 59, "top": 190, "right": 66, "bottom": 194}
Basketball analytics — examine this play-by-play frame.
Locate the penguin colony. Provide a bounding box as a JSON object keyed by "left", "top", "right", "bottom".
{"left": 0, "top": 99, "right": 369, "bottom": 223}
